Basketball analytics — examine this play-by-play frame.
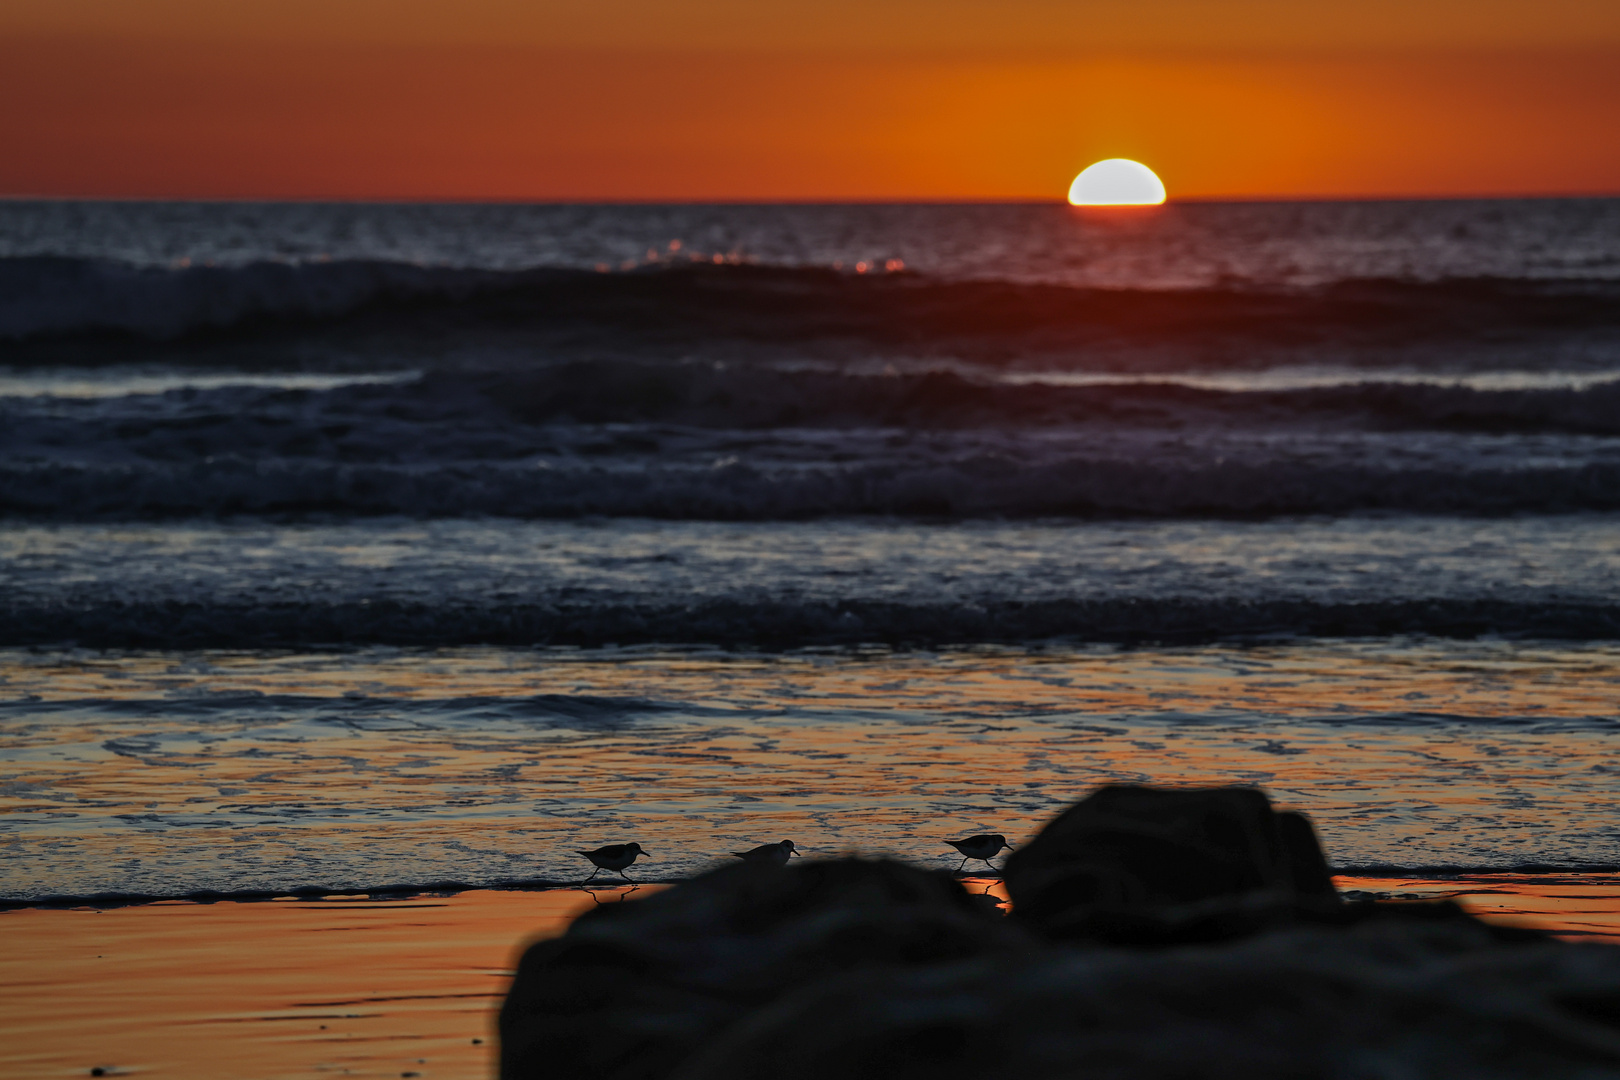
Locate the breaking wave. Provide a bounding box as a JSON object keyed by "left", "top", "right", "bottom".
{"left": 2, "top": 362, "right": 1618, "bottom": 519}
{"left": 5, "top": 257, "right": 1620, "bottom": 360}
{"left": 460, "top": 363, "right": 1620, "bottom": 435}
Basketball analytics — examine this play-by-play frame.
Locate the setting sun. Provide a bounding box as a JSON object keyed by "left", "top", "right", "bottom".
{"left": 1067, "top": 159, "right": 1167, "bottom": 205}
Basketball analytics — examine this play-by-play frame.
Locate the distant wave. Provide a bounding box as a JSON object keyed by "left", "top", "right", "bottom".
{"left": 1, "top": 456, "right": 1617, "bottom": 519}
{"left": 8, "top": 360, "right": 1620, "bottom": 434}
{"left": 4, "top": 596, "right": 1616, "bottom": 648}
{"left": 0, "top": 255, "right": 512, "bottom": 341}
{"left": 5, "top": 257, "right": 1620, "bottom": 358}
{"left": 467, "top": 363, "right": 1620, "bottom": 436}
{"left": 4, "top": 361, "right": 1619, "bottom": 518}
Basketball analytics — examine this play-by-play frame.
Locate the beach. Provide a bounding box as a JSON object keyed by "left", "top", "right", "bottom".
{"left": 5, "top": 874, "right": 1620, "bottom": 1079}
{"left": 3, "top": 198, "right": 1620, "bottom": 1075}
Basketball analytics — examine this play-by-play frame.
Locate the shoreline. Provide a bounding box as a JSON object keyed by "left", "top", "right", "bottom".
{"left": 9, "top": 864, "right": 1620, "bottom": 911}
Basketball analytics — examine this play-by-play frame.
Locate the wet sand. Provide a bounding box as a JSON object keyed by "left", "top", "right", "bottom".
{"left": 4, "top": 875, "right": 1619, "bottom": 1080}
{"left": 10, "top": 641, "right": 1620, "bottom": 900}
{"left": 0, "top": 888, "right": 599, "bottom": 1080}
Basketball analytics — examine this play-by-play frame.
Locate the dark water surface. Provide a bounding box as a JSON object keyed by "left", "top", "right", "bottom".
{"left": 1, "top": 200, "right": 1616, "bottom": 898}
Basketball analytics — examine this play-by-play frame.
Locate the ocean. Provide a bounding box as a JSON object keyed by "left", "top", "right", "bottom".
{"left": 2, "top": 198, "right": 1619, "bottom": 901}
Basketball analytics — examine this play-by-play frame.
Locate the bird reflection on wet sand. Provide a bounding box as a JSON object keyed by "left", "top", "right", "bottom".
{"left": 946, "top": 833, "right": 1013, "bottom": 873}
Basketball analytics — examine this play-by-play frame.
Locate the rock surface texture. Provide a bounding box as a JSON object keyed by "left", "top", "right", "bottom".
{"left": 499, "top": 858, "right": 1028, "bottom": 1080}
{"left": 500, "top": 786, "right": 1620, "bottom": 1080}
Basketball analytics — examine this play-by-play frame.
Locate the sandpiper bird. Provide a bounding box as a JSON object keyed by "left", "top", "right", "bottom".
{"left": 945, "top": 833, "right": 1012, "bottom": 873}
{"left": 578, "top": 842, "right": 649, "bottom": 882}
{"left": 730, "top": 840, "right": 800, "bottom": 867}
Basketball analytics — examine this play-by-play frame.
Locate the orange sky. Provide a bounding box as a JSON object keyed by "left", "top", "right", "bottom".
{"left": 3, "top": 1, "right": 1619, "bottom": 200}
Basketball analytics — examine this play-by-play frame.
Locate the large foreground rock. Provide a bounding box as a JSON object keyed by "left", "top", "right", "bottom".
{"left": 674, "top": 918, "right": 1620, "bottom": 1079}
{"left": 502, "top": 786, "right": 1620, "bottom": 1079}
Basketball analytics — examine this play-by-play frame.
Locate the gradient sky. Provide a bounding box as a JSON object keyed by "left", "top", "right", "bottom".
{"left": 3, "top": 0, "right": 1619, "bottom": 200}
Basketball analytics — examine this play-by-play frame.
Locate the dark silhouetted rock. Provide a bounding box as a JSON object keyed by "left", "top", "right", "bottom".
{"left": 1003, "top": 785, "right": 1354, "bottom": 944}
{"left": 674, "top": 919, "right": 1620, "bottom": 1080}
{"left": 502, "top": 786, "right": 1600, "bottom": 1080}
{"left": 498, "top": 858, "right": 1027, "bottom": 1080}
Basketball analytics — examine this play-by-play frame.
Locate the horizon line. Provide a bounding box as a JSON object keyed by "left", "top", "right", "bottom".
{"left": 4, "top": 192, "right": 1619, "bottom": 207}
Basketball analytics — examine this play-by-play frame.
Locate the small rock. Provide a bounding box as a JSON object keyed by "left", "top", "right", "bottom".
{"left": 1003, "top": 784, "right": 1344, "bottom": 944}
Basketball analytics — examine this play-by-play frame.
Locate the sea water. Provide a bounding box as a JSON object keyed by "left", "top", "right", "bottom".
{"left": 1, "top": 199, "right": 1618, "bottom": 901}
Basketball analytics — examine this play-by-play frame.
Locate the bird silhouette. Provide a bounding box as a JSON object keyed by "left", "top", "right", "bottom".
{"left": 730, "top": 840, "right": 800, "bottom": 867}
{"left": 945, "top": 833, "right": 1012, "bottom": 873}
{"left": 578, "top": 842, "right": 649, "bottom": 882}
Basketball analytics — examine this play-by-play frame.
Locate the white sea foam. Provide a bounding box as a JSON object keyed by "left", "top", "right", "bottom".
{"left": 0, "top": 367, "right": 417, "bottom": 399}
{"left": 999, "top": 367, "right": 1620, "bottom": 393}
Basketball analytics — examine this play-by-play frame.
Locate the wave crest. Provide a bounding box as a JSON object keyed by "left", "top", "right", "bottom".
{"left": 5, "top": 257, "right": 1620, "bottom": 358}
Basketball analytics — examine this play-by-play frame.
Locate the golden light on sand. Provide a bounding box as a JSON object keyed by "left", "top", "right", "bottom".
{"left": 1067, "top": 159, "right": 1167, "bottom": 206}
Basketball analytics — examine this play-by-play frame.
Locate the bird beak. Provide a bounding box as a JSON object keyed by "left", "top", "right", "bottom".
{"left": 791, "top": 849, "right": 803, "bottom": 856}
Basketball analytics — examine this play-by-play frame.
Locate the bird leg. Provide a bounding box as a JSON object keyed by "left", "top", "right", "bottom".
{"left": 955, "top": 855, "right": 969, "bottom": 873}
